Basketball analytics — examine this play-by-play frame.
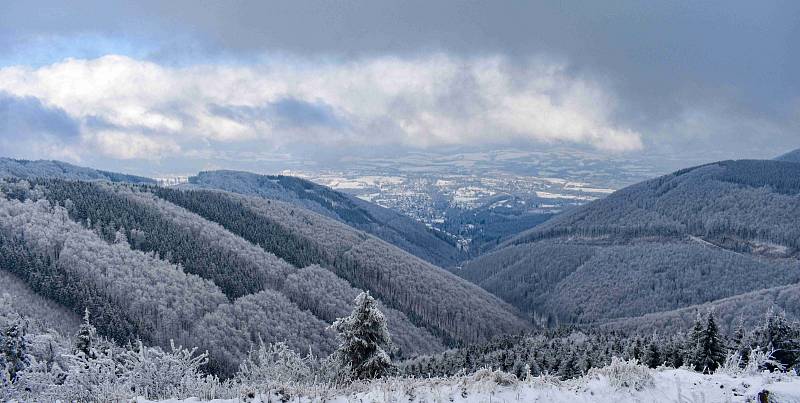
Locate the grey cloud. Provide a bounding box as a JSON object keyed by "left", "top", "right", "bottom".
{"left": 1, "top": 1, "right": 798, "bottom": 158}
{"left": 209, "top": 97, "right": 345, "bottom": 130}
{"left": 269, "top": 98, "right": 345, "bottom": 129}
{"left": 3, "top": 1, "right": 796, "bottom": 102}
{"left": 0, "top": 92, "right": 80, "bottom": 139}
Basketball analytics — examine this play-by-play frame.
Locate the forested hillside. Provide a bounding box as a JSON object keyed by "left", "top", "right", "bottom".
{"left": 0, "top": 174, "right": 528, "bottom": 377}
{"left": 404, "top": 308, "right": 800, "bottom": 385}
{"left": 507, "top": 160, "right": 800, "bottom": 252}
{"left": 600, "top": 281, "right": 800, "bottom": 335}
{"left": 461, "top": 159, "right": 800, "bottom": 327}
{"left": 0, "top": 158, "right": 155, "bottom": 184}
{"left": 152, "top": 186, "right": 530, "bottom": 346}
{"left": 184, "top": 170, "right": 465, "bottom": 267}
{"left": 0, "top": 269, "right": 81, "bottom": 337}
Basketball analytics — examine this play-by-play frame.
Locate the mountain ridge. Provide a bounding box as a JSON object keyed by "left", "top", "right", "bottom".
{"left": 0, "top": 157, "right": 156, "bottom": 184}
{"left": 775, "top": 148, "right": 800, "bottom": 163}
{"left": 183, "top": 169, "right": 465, "bottom": 267}
{"left": 460, "top": 159, "right": 800, "bottom": 327}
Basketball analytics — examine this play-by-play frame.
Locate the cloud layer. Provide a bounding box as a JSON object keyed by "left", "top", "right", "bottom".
{"left": 0, "top": 54, "right": 643, "bottom": 161}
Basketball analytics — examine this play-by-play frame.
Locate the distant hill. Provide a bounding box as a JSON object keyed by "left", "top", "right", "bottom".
{"left": 0, "top": 158, "right": 155, "bottom": 184}
{"left": 184, "top": 170, "right": 466, "bottom": 267}
{"left": 460, "top": 159, "right": 800, "bottom": 326}
{"left": 775, "top": 148, "right": 800, "bottom": 163}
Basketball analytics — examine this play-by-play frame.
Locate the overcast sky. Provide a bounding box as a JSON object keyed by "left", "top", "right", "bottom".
{"left": 0, "top": 1, "right": 798, "bottom": 175}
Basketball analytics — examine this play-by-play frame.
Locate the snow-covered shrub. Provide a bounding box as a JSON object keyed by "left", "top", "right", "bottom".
{"left": 524, "top": 370, "right": 562, "bottom": 388}
{"left": 592, "top": 357, "right": 654, "bottom": 391}
{"left": 470, "top": 367, "right": 518, "bottom": 386}
{"left": 718, "top": 351, "right": 745, "bottom": 376}
{"left": 124, "top": 340, "right": 220, "bottom": 400}
{"left": 12, "top": 357, "right": 68, "bottom": 400}
{"left": 59, "top": 348, "right": 131, "bottom": 402}
{"left": 236, "top": 341, "right": 314, "bottom": 389}
{"left": 745, "top": 347, "right": 784, "bottom": 375}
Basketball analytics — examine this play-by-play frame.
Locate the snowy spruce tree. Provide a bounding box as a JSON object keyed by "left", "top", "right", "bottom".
{"left": 642, "top": 338, "right": 661, "bottom": 369}
{"left": 75, "top": 309, "right": 97, "bottom": 360}
{"left": 2, "top": 319, "right": 31, "bottom": 383}
{"left": 558, "top": 351, "right": 581, "bottom": 380}
{"left": 730, "top": 316, "right": 750, "bottom": 367}
{"left": 686, "top": 312, "right": 705, "bottom": 366}
{"left": 754, "top": 309, "right": 800, "bottom": 371}
{"left": 329, "top": 291, "right": 393, "bottom": 381}
{"left": 688, "top": 312, "right": 726, "bottom": 373}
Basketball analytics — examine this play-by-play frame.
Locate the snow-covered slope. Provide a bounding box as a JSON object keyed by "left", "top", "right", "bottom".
{"left": 137, "top": 366, "right": 800, "bottom": 403}
{"left": 184, "top": 170, "right": 465, "bottom": 267}
{"left": 0, "top": 157, "right": 155, "bottom": 184}
{"left": 776, "top": 148, "right": 800, "bottom": 163}
{"left": 460, "top": 159, "right": 800, "bottom": 327}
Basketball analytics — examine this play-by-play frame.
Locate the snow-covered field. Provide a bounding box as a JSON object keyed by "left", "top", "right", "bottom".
{"left": 138, "top": 367, "right": 800, "bottom": 403}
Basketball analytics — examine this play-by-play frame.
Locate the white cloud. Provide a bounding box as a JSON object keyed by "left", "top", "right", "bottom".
{"left": 0, "top": 54, "right": 643, "bottom": 160}
{"left": 87, "top": 130, "right": 181, "bottom": 160}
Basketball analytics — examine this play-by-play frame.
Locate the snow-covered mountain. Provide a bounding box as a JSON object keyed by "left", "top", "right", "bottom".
{"left": 0, "top": 157, "right": 155, "bottom": 184}
{"left": 460, "top": 159, "right": 800, "bottom": 329}
{"left": 0, "top": 169, "right": 529, "bottom": 377}
{"left": 183, "top": 170, "right": 466, "bottom": 268}
{"left": 776, "top": 148, "right": 800, "bottom": 163}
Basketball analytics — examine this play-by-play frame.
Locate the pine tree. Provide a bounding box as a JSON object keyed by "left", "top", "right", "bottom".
{"left": 731, "top": 316, "right": 749, "bottom": 368}
{"left": 731, "top": 316, "right": 745, "bottom": 351}
{"left": 643, "top": 339, "right": 661, "bottom": 368}
{"left": 463, "top": 350, "right": 473, "bottom": 371}
{"left": 755, "top": 309, "right": 800, "bottom": 371}
{"left": 625, "top": 336, "right": 643, "bottom": 361}
{"left": 690, "top": 312, "right": 726, "bottom": 373}
{"left": 2, "top": 319, "right": 30, "bottom": 383}
{"left": 558, "top": 351, "right": 581, "bottom": 380}
{"left": 528, "top": 357, "right": 541, "bottom": 376}
{"left": 580, "top": 352, "right": 594, "bottom": 374}
{"left": 686, "top": 312, "right": 704, "bottom": 367}
{"left": 330, "top": 291, "right": 393, "bottom": 381}
{"left": 75, "top": 308, "right": 97, "bottom": 360}
{"left": 512, "top": 359, "right": 526, "bottom": 379}
{"left": 113, "top": 228, "right": 128, "bottom": 245}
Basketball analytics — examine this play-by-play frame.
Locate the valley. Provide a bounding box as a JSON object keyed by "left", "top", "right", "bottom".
{"left": 3, "top": 4, "right": 798, "bottom": 400}
{"left": 279, "top": 148, "right": 672, "bottom": 256}
{"left": 2, "top": 151, "right": 800, "bottom": 401}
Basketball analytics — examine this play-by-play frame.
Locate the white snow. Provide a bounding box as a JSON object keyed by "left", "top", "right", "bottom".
{"left": 137, "top": 368, "right": 800, "bottom": 403}
{"left": 535, "top": 191, "right": 598, "bottom": 201}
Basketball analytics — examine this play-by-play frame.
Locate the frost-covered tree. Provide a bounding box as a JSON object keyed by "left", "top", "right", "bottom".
{"left": 330, "top": 292, "right": 393, "bottom": 381}
{"left": 113, "top": 228, "right": 128, "bottom": 245}
{"left": 688, "top": 312, "right": 726, "bottom": 373}
{"left": 686, "top": 313, "right": 704, "bottom": 365}
{"left": 61, "top": 345, "right": 129, "bottom": 401}
{"left": 74, "top": 309, "right": 97, "bottom": 360}
{"left": 642, "top": 338, "right": 661, "bottom": 368}
{"left": 753, "top": 309, "right": 800, "bottom": 371}
{"left": 558, "top": 351, "right": 581, "bottom": 380}
{"left": 2, "top": 319, "right": 30, "bottom": 382}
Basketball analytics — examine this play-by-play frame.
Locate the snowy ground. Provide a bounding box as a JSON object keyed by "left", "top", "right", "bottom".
{"left": 138, "top": 368, "right": 800, "bottom": 403}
